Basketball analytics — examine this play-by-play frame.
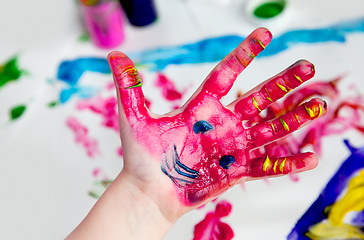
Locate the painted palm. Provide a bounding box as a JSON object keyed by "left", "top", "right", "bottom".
{"left": 108, "top": 28, "right": 326, "bottom": 207}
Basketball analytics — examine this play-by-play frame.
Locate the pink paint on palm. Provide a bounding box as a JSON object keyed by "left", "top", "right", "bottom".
{"left": 108, "top": 28, "right": 327, "bottom": 205}
{"left": 80, "top": 0, "right": 125, "bottom": 48}
{"left": 193, "top": 200, "right": 234, "bottom": 240}
{"left": 66, "top": 116, "right": 100, "bottom": 157}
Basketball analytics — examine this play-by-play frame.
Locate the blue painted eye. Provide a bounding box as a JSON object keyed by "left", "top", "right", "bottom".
{"left": 193, "top": 120, "right": 214, "bottom": 134}
{"left": 219, "top": 155, "right": 235, "bottom": 169}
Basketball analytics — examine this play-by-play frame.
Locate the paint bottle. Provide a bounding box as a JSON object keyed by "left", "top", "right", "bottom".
{"left": 80, "top": 0, "right": 125, "bottom": 48}
{"left": 246, "top": 0, "right": 288, "bottom": 26}
{"left": 119, "top": 0, "right": 157, "bottom": 27}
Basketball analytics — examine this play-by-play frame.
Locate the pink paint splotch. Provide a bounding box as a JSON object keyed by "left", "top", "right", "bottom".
{"left": 155, "top": 73, "right": 188, "bottom": 109}
{"left": 155, "top": 73, "right": 183, "bottom": 101}
{"left": 77, "top": 96, "right": 120, "bottom": 132}
{"left": 66, "top": 116, "right": 100, "bottom": 157}
{"left": 193, "top": 200, "right": 234, "bottom": 240}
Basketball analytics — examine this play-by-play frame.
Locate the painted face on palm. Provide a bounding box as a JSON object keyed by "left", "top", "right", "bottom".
{"left": 108, "top": 28, "right": 326, "bottom": 206}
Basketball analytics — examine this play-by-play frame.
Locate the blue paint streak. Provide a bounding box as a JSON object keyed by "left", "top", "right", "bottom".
{"left": 129, "top": 17, "right": 364, "bottom": 70}
{"left": 55, "top": 17, "right": 364, "bottom": 103}
{"left": 287, "top": 140, "right": 364, "bottom": 240}
{"left": 57, "top": 58, "right": 110, "bottom": 103}
{"left": 193, "top": 120, "right": 214, "bottom": 134}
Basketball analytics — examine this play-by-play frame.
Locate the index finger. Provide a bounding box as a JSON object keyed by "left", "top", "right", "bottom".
{"left": 194, "top": 28, "right": 272, "bottom": 100}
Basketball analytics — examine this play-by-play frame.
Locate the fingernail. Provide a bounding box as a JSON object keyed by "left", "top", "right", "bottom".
{"left": 305, "top": 100, "right": 326, "bottom": 118}
{"left": 108, "top": 53, "right": 142, "bottom": 89}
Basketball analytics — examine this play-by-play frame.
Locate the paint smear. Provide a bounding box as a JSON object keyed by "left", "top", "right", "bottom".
{"left": 76, "top": 96, "right": 119, "bottom": 132}
{"left": 155, "top": 73, "right": 184, "bottom": 101}
{"left": 193, "top": 200, "right": 234, "bottom": 240}
{"left": 76, "top": 95, "right": 124, "bottom": 156}
{"left": 66, "top": 116, "right": 100, "bottom": 157}
{"left": 9, "top": 105, "right": 26, "bottom": 121}
{"left": 57, "top": 58, "right": 111, "bottom": 102}
{"left": 253, "top": 1, "right": 285, "bottom": 19}
{"left": 0, "top": 56, "right": 23, "bottom": 88}
{"left": 288, "top": 140, "right": 364, "bottom": 240}
{"left": 129, "top": 17, "right": 364, "bottom": 70}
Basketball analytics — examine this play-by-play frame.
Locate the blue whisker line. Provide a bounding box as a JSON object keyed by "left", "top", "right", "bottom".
{"left": 161, "top": 165, "right": 194, "bottom": 186}
{"left": 173, "top": 162, "right": 199, "bottom": 179}
{"left": 173, "top": 146, "right": 200, "bottom": 176}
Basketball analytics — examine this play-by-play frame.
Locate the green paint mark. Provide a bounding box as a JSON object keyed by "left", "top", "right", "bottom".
{"left": 78, "top": 32, "right": 90, "bottom": 42}
{"left": 253, "top": 1, "right": 285, "bottom": 19}
{"left": 10, "top": 105, "right": 26, "bottom": 120}
{"left": 88, "top": 180, "right": 113, "bottom": 199}
{"left": 48, "top": 101, "right": 59, "bottom": 108}
{"left": 0, "top": 56, "right": 23, "bottom": 88}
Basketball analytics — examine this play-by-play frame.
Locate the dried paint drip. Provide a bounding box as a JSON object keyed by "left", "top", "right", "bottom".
{"left": 66, "top": 116, "right": 100, "bottom": 157}
{"left": 129, "top": 17, "right": 364, "bottom": 70}
{"left": 9, "top": 105, "right": 26, "bottom": 121}
{"left": 0, "top": 56, "right": 23, "bottom": 88}
{"left": 193, "top": 200, "right": 234, "bottom": 240}
{"left": 288, "top": 141, "right": 364, "bottom": 239}
{"left": 253, "top": 1, "right": 286, "bottom": 19}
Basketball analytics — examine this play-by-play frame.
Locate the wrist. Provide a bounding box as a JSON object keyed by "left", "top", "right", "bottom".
{"left": 112, "top": 170, "right": 174, "bottom": 239}
{"left": 67, "top": 170, "right": 174, "bottom": 240}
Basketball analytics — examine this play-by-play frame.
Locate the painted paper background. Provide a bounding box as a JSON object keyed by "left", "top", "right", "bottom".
{"left": 0, "top": 0, "right": 364, "bottom": 239}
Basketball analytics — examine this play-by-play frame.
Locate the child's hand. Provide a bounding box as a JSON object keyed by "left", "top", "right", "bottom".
{"left": 108, "top": 27, "right": 326, "bottom": 222}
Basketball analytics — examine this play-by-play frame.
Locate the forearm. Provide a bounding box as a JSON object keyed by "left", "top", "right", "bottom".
{"left": 66, "top": 170, "right": 173, "bottom": 240}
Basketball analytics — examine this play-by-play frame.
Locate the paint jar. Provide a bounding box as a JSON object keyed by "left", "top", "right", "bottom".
{"left": 246, "top": 0, "right": 288, "bottom": 26}
{"left": 119, "top": 0, "right": 157, "bottom": 27}
{"left": 80, "top": 0, "right": 125, "bottom": 49}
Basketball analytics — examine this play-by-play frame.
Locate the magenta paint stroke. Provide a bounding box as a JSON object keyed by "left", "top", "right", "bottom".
{"left": 80, "top": 0, "right": 125, "bottom": 48}
{"left": 66, "top": 116, "right": 101, "bottom": 157}
{"left": 193, "top": 200, "right": 234, "bottom": 240}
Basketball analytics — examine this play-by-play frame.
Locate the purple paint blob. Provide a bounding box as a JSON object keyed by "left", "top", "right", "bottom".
{"left": 80, "top": 0, "right": 125, "bottom": 48}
